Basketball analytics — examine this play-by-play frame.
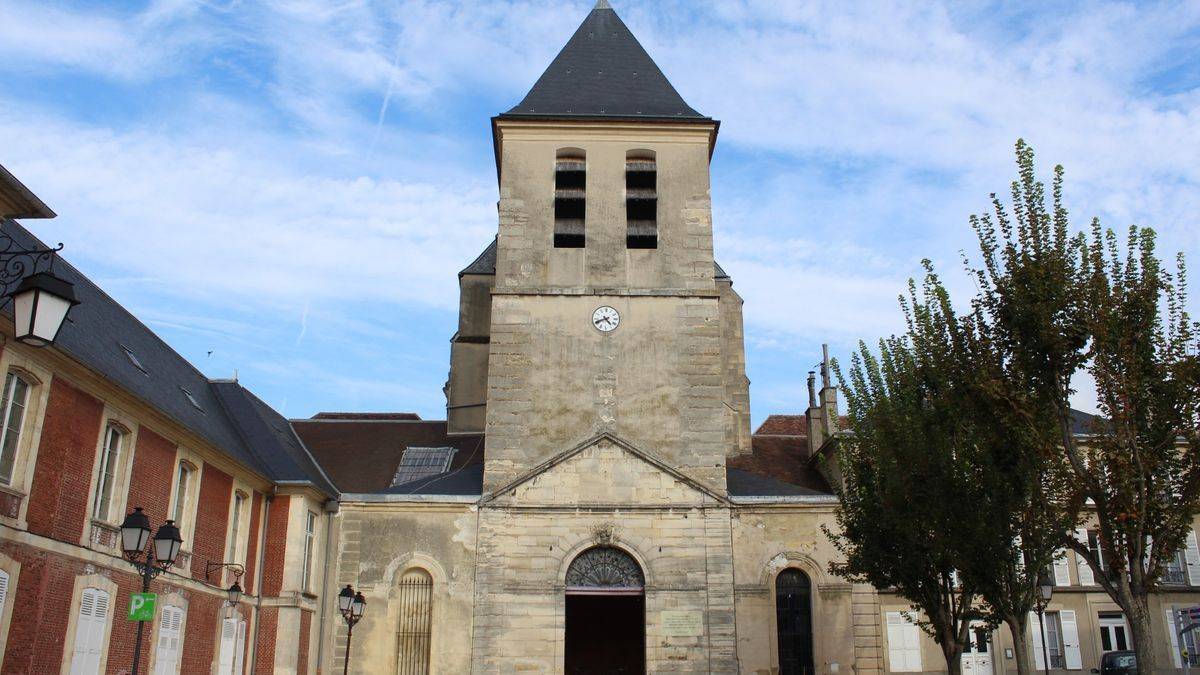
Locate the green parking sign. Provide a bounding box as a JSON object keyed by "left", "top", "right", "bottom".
{"left": 128, "top": 592, "right": 156, "bottom": 622}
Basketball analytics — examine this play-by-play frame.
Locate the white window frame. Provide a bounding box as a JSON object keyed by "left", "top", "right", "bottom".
{"left": 1030, "top": 609, "right": 1081, "bottom": 670}
{"left": 0, "top": 352, "right": 52, "bottom": 529}
{"left": 150, "top": 595, "right": 187, "bottom": 675}
{"left": 216, "top": 612, "right": 246, "bottom": 675}
{"left": 61, "top": 573, "right": 117, "bottom": 675}
{"left": 167, "top": 450, "right": 202, "bottom": 550}
{"left": 91, "top": 423, "right": 126, "bottom": 522}
{"left": 0, "top": 552, "right": 20, "bottom": 661}
{"left": 302, "top": 509, "right": 317, "bottom": 592}
{"left": 0, "top": 371, "right": 31, "bottom": 486}
{"left": 222, "top": 481, "right": 252, "bottom": 587}
{"left": 1098, "top": 612, "right": 1130, "bottom": 653}
{"left": 885, "top": 610, "right": 922, "bottom": 672}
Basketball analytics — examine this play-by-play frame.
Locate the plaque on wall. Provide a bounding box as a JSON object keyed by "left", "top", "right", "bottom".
{"left": 660, "top": 610, "right": 704, "bottom": 637}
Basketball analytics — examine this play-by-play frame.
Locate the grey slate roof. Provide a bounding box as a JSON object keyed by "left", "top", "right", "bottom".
{"left": 1, "top": 219, "right": 336, "bottom": 497}
{"left": 460, "top": 237, "right": 731, "bottom": 281}
{"left": 502, "top": 2, "right": 706, "bottom": 121}
{"left": 726, "top": 468, "right": 833, "bottom": 498}
{"left": 383, "top": 463, "right": 484, "bottom": 496}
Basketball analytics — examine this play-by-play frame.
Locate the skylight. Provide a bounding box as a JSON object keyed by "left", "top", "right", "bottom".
{"left": 120, "top": 344, "right": 147, "bottom": 374}
{"left": 391, "top": 447, "right": 456, "bottom": 487}
{"left": 179, "top": 386, "right": 204, "bottom": 413}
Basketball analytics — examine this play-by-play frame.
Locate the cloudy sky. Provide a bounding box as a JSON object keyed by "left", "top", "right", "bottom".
{"left": 1, "top": 0, "right": 1197, "bottom": 424}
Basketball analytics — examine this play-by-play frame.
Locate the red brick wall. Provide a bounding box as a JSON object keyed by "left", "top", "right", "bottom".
{"left": 297, "top": 608, "right": 312, "bottom": 673}
{"left": 260, "top": 495, "right": 291, "bottom": 597}
{"left": 189, "top": 464, "right": 232, "bottom": 581}
{"left": 243, "top": 491, "right": 263, "bottom": 595}
{"left": 26, "top": 378, "right": 103, "bottom": 542}
{"left": 179, "top": 589, "right": 223, "bottom": 675}
{"left": 125, "top": 426, "right": 177, "bottom": 526}
{"left": 254, "top": 606, "right": 279, "bottom": 672}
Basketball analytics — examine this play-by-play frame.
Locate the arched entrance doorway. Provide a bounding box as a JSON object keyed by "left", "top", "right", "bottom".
{"left": 776, "top": 568, "right": 815, "bottom": 675}
{"left": 564, "top": 546, "right": 645, "bottom": 674}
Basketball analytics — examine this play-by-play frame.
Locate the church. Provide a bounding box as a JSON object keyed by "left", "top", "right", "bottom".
{"left": 2, "top": 2, "right": 1200, "bottom": 674}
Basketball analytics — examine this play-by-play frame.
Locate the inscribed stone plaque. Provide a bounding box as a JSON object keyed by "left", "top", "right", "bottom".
{"left": 661, "top": 610, "right": 703, "bottom": 637}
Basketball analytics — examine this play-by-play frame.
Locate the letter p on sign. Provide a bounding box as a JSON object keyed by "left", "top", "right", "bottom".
{"left": 128, "top": 592, "right": 157, "bottom": 622}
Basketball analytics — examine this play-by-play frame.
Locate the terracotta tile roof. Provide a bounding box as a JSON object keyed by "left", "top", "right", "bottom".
{"left": 291, "top": 418, "right": 483, "bottom": 494}
{"left": 754, "top": 415, "right": 808, "bottom": 436}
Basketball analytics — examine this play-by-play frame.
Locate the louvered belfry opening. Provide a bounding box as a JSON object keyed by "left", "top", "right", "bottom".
{"left": 625, "top": 150, "right": 657, "bottom": 249}
{"left": 396, "top": 568, "right": 433, "bottom": 675}
{"left": 554, "top": 149, "right": 586, "bottom": 248}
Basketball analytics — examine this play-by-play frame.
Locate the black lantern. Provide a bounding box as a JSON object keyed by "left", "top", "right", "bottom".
{"left": 1037, "top": 571, "right": 1054, "bottom": 603}
{"left": 351, "top": 591, "right": 366, "bottom": 619}
{"left": 11, "top": 271, "right": 78, "bottom": 347}
{"left": 153, "top": 519, "right": 183, "bottom": 566}
{"left": 227, "top": 581, "right": 243, "bottom": 606}
{"left": 338, "top": 584, "right": 355, "bottom": 613}
{"left": 339, "top": 584, "right": 366, "bottom": 675}
{"left": 120, "top": 507, "right": 152, "bottom": 557}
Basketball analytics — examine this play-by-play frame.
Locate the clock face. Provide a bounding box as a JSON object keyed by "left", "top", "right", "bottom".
{"left": 591, "top": 306, "right": 620, "bottom": 332}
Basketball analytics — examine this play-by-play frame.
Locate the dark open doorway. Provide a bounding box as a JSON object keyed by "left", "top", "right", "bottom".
{"left": 776, "top": 568, "right": 815, "bottom": 675}
{"left": 565, "top": 594, "right": 645, "bottom": 674}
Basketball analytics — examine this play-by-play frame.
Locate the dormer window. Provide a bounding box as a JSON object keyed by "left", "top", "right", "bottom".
{"left": 626, "top": 150, "right": 657, "bottom": 249}
{"left": 554, "top": 149, "right": 586, "bottom": 248}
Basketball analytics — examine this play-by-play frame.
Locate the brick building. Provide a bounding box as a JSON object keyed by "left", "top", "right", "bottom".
{"left": 2, "top": 2, "right": 1199, "bottom": 675}
{"left": 0, "top": 168, "right": 338, "bottom": 673}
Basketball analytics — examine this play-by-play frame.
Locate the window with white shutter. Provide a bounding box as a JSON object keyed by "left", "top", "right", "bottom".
{"left": 0, "top": 569, "right": 8, "bottom": 612}
{"left": 1185, "top": 530, "right": 1200, "bottom": 586}
{"left": 1075, "top": 529, "right": 1096, "bottom": 586}
{"left": 234, "top": 619, "right": 246, "bottom": 675}
{"left": 70, "top": 587, "right": 110, "bottom": 675}
{"left": 1053, "top": 549, "right": 1072, "bottom": 586}
{"left": 153, "top": 605, "right": 184, "bottom": 675}
{"left": 886, "top": 611, "right": 922, "bottom": 672}
{"left": 217, "top": 617, "right": 237, "bottom": 674}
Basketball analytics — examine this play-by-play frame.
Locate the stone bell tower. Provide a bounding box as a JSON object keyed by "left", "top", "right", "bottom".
{"left": 477, "top": 0, "right": 750, "bottom": 493}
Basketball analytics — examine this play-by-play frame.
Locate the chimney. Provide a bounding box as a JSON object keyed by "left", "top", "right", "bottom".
{"left": 806, "top": 344, "right": 840, "bottom": 456}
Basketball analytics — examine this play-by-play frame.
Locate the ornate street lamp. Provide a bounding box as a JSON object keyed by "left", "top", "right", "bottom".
{"left": 204, "top": 561, "right": 246, "bottom": 607}
{"left": 0, "top": 236, "right": 79, "bottom": 347}
{"left": 1035, "top": 570, "right": 1054, "bottom": 674}
{"left": 339, "top": 584, "right": 367, "bottom": 675}
{"left": 120, "top": 507, "right": 183, "bottom": 675}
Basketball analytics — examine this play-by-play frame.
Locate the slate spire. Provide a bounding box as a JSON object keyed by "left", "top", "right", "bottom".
{"left": 502, "top": 2, "right": 706, "bottom": 120}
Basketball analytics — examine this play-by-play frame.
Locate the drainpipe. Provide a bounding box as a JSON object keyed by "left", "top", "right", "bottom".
{"left": 316, "top": 499, "right": 339, "bottom": 672}
{"left": 251, "top": 491, "right": 274, "bottom": 674}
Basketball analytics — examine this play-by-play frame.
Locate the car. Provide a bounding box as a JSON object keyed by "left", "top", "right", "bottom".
{"left": 1090, "top": 650, "right": 1136, "bottom": 674}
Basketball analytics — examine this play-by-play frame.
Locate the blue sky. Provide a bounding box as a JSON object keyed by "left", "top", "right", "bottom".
{"left": 1, "top": 0, "right": 1197, "bottom": 425}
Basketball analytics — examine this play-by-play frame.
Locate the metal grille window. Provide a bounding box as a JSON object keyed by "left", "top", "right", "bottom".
{"left": 1045, "top": 611, "right": 1066, "bottom": 669}
{"left": 396, "top": 568, "right": 432, "bottom": 675}
{"left": 0, "top": 372, "right": 30, "bottom": 485}
{"left": 391, "top": 447, "right": 456, "bottom": 487}
{"left": 1165, "top": 549, "right": 1188, "bottom": 585}
{"left": 776, "top": 569, "right": 815, "bottom": 675}
{"left": 625, "top": 151, "right": 657, "bottom": 249}
{"left": 554, "top": 150, "right": 586, "bottom": 248}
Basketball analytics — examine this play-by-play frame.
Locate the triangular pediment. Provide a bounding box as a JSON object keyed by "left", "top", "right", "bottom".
{"left": 484, "top": 432, "right": 728, "bottom": 506}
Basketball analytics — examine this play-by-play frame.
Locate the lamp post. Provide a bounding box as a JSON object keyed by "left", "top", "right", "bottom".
{"left": 1035, "top": 571, "right": 1054, "bottom": 674}
{"left": 119, "top": 507, "right": 183, "bottom": 675}
{"left": 0, "top": 234, "right": 79, "bottom": 347}
{"left": 338, "top": 584, "right": 366, "bottom": 675}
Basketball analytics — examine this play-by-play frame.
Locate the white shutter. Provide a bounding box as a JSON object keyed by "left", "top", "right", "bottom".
{"left": 217, "top": 618, "right": 236, "bottom": 674}
{"left": 1061, "top": 610, "right": 1082, "bottom": 670}
{"left": 1029, "top": 612, "right": 1046, "bottom": 670}
{"left": 1185, "top": 531, "right": 1200, "bottom": 585}
{"left": 1167, "top": 609, "right": 1183, "bottom": 668}
{"left": 71, "top": 588, "right": 109, "bottom": 675}
{"left": 154, "top": 605, "right": 184, "bottom": 675}
{"left": 1053, "top": 550, "right": 1072, "bottom": 587}
{"left": 233, "top": 620, "right": 246, "bottom": 675}
{"left": 0, "top": 569, "right": 8, "bottom": 611}
{"left": 886, "top": 612, "right": 922, "bottom": 672}
{"left": 1075, "top": 529, "right": 1095, "bottom": 586}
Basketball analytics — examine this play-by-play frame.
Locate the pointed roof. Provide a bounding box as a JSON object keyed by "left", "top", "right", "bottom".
{"left": 502, "top": 2, "right": 706, "bottom": 121}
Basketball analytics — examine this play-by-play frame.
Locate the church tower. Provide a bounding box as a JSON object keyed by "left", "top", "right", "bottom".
{"left": 462, "top": 3, "right": 746, "bottom": 672}
{"left": 449, "top": 0, "right": 751, "bottom": 494}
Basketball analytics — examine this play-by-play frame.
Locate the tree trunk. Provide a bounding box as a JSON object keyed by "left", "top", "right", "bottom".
{"left": 1005, "top": 614, "right": 1033, "bottom": 675}
{"left": 1126, "top": 593, "right": 1157, "bottom": 674}
{"left": 937, "top": 622, "right": 965, "bottom": 675}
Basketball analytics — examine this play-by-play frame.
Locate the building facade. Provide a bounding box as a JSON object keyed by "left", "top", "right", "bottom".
{"left": 1, "top": 2, "right": 1198, "bottom": 675}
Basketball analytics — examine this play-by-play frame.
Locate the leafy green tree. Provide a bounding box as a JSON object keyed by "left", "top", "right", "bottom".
{"left": 826, "top": 270, "right": 993, "bottom": 675}
{"left": 964, "top": 140, "right": 1199, "bottom": 673}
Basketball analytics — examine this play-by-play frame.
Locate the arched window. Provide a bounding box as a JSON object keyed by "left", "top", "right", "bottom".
{"left": 776, "top": 568, "right": 814, "bottom": 675}
{"left": 554, "top": 148, "right": 586, "bottom": 248}
{"left": 396, "top": 568, "right": 432, "bottom": 675}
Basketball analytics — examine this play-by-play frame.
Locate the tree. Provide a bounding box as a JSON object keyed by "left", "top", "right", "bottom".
{"left": 965, "top": 140, "right": 1200, "bottom": 673}
{"left": 826, "top": 270, "right": 993, "bottom": 675}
